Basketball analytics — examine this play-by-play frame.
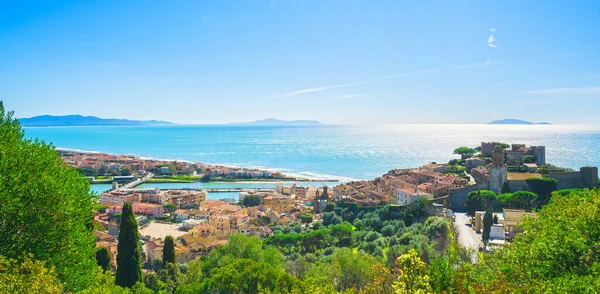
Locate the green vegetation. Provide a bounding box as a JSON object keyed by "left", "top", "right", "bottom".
{"left": 300, "top": 213, "right": 313, "bottom": 223}
{"left": 162, "top": 236, "right": 176, "bottom": 265}
{"left": 501, "top": 181, "right": 511, "bottom": 194}
{"left": 465, "top": 190, "right": 497, "bottom": 216}
{"left": 3, "top": 102, "right": 600, "bottom": 292}
{"left": 526, "top": 177, "right": 558, "bottom": 206}
{"left": 242, "top": 194, "right": 261, "bottom": 207}
{"left": 497, "top": 191, "right": 537, "bottom": 209}
{"left": 0, "top": 102, "right": 98, "bottom": 291}
{"left": 115, "top": 203, "right": 142, "bottom": 288}
{"left": 96, "top": 247, "right": 111, "bottom": 273}
{"left": 453, "top": 146, "right": 476, "bottom": 160}
{"left": 482, "top": 210, "right": 492, "bottom": 246}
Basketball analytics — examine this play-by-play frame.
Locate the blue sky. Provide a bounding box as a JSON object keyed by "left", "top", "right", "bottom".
{"left": 1, "top": 0, "right": 599, "bottom": 124}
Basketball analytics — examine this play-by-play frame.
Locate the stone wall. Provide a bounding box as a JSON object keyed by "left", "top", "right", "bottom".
{"left": 448, "top": 182, "right": 489, "bottom": 211}
{"left": 505, "top": 151, "right": 526, "bottom": 166}
{"left": 481, "top": 142, "right": 501, "bottom": 157}
{"left": 546, "top": 171, "right": 584, "bottom": 190}
{"left": 507, "top": 179, "right": 530, "bottom": 192}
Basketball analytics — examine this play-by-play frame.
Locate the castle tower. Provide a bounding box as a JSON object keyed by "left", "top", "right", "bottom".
{"left": 580, "top": 166, "right": 599, "bottom": 189}
{"left": 489, "top": 145, "right": 507, "bottom": 193}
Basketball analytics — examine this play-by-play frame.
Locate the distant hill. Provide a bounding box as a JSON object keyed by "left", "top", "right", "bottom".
{"left": 229, "top": 118, "right": 323, "bottom": 126}
{"left": 487, "top": 119, "right": 551, "bottom": 125}
{"left": 18, "top": 115, "right": 173, "bottom": 126}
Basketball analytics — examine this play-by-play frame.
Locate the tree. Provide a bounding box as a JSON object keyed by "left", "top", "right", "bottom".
{"left": 498, "top": 143, "right": 510, "bottom": 150}
{"left": 466, "top": 191, "right": 485, "bottom": 217}
{"left": 522, "top": 155, "right": 536, "bottom": 164}
{"left": 163, "top": 203, "right": 177, "bottom": 213}
{"left": 77, "top": 167, "right": 96, "bottom": 177}
{"left": 163, "top": 235, "right": 176, "bottom": 265}
{"left": 0, "top": 255, "right": 64, "bottom": 293}
{"left": 453, "top": 146, "right": 476, "bottom": 160}
{"left": 392, "top": 249, "right": 432, "bottom": 293}
{"left": 96, "top": 247, "right": 111, "bottom": 273}
{"left": 200, "top": 174, "right": 211, "bottom": 183}
{"left": 0, "top": 102, "right": 97, "bottom": 291}
{"left": 300, "top": 213, "right": 313, "bottom": 224}
{"left": 512, "top": 191, "right": 537, "bottom": 210}
{"left": 118, "top": 168, "right": 132, "bottom": 176}
{"left": 115, "top": 202, "right": 142, "bottom": 288}
{"left": 526, "top": 177, "right": 558, "bottom": 206}
{"left": 242, "top": 195, "right": 261, "bottom": 207}
{"left": 482, "top": 209, "right": 493, "bottom": 247}
{"left": 501, "top": 181, "right": 512, "bottom": 194}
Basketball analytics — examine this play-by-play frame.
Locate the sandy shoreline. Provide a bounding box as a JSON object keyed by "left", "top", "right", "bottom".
{"left": 56, "top": 147, "right": 346, "bottom": 183}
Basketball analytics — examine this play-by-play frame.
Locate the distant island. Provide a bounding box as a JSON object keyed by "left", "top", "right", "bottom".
{"left": 18, "top": 115, "right": 173, "bottom": 127}
{"left": 487, "top": 119, "right": 551, "bottom": 125}
{"left": 229, "top": 118, "right": 323, "bottom": 126}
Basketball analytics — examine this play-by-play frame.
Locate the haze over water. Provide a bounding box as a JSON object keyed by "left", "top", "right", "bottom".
{"left": 25, "top": 124, "right": 600, "bottom": 181}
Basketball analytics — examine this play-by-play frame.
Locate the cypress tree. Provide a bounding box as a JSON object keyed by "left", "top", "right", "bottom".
{"left": 96, "top": 247, "right": 111, "bottom": 273}
{"left": 482, "top": 209, "right": 493, "bottom": 247}
{"left": 115, "top": 202, "right": 142, "bottom": 288}
{"left": 501, "top": 181, "right": 512, "bottom": 194}
{"left": 162, "top": 235, "right": 176, "bottom": 265}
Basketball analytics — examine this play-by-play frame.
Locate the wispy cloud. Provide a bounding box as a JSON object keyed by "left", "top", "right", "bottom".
{"left": 488, "top": 28, "right": 497, "bottom": 48}
{"left": 270, "top": 0, "right": 279, "bottom": 5}
{"left": 333, "top": 94, "right": 364, "bottom": 100}
{"left": 270, "top": 68, "right": 443, "bottom": 99}
{"left": 523, "top": 86, "right": 600, "bottom": 95}
{"left": 457, "top": 60, "right": 505, "bottom": 69}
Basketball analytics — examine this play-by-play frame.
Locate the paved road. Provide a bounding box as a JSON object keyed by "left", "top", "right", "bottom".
{"left": 454, "top": 212, "right": 481, "bottom": 263}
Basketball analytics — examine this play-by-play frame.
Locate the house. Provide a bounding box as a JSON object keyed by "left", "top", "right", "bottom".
{"left": 263, "top": 195, "right": 294, "bottom": 213}
{"left": 175, "top": 209, "right": 208, "bottom": 222}
{"left": 498, "top": 209, "right": 537, "bottom": 241}
{"left": 145, "top": 240, "right": 163, "bottom": 264}
{"left": 210, "top": 214, "right": 235, "bottom": 231}
{"left": 396, "top": 187, "right": 433, "bottom": 205}
{"left": 132, "top": 203, "right": 165, "bottom": 217}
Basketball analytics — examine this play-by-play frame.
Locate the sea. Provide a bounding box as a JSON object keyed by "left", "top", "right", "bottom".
{"left": 24, "top": 124, "right": 600, "bottom": 197}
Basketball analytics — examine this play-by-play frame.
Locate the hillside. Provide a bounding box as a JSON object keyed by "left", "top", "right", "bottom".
{"left": 18, "top": 115, "right": 173, "bottom": 126}
{"left": 487, "top": 119, "right": 551, "bottom": 125}
{"left": 229, "top": 118, "right": 322, "bottom": 126}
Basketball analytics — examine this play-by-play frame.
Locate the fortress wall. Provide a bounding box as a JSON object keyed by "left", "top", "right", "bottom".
{"left": 580, "top": 166, "right": 599, "bottom": 188}
{"left": 448, "top": 182, "right": 489, "bottom": 211}
{"left": 546, "top": 171, "right": 584, "bottom": 190}
{"left": 507, "top": 179, "right": 530, "bottom": 192}
{"left": 505, "top": 151, "right": 526, "bottom": 166}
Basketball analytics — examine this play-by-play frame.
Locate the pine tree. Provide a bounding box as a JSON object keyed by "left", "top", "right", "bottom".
{"left": 115, "top": 203, "right": 142, "bottom": 288}
{"left": 162, "top": 235, "right": 176, "bottom": 265}
{"left": 96, "top": 247, "right": 111, "bottom": 273}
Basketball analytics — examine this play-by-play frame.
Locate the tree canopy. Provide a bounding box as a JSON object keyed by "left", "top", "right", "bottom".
{"left": 0, "top": 102, "right": 97, "bottom": 291}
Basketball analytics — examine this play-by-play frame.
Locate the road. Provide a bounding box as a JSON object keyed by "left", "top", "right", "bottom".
{"left": 454, "top": 212, "right": 481, "bottom": 263}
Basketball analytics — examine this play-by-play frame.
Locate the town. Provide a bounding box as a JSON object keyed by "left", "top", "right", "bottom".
{"left": 59, "top": 149, "right": 327, "bottom": 183}
{"left": 91, "top": 141, "right": 599, "bottom": 271}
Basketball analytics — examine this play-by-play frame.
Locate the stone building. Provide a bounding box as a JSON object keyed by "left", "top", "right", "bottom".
{"left": 489, "top": 146, "right": 507, "bottom": 194}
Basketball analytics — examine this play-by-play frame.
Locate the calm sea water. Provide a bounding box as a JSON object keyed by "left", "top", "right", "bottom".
{"left": 25, "top": 124, "right": 600, "bottom": 182}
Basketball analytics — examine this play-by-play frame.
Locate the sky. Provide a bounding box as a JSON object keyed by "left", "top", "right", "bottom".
{"left": 1, "top": 0, "right": 599, "bottom": 124}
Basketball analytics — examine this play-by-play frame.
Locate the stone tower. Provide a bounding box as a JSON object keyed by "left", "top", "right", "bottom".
{"left": 489, "top": 145, "right": 507, "bottom": 194}
{"left": 532, "top": 146, "right": 546, "bottom": 166}
{"left": 580, "top": 166, "right": 599, "bottom": 188}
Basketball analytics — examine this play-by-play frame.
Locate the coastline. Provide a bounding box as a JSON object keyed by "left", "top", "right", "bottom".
{"left": 56, "top": 147, "right": 347, "bottom": 183}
